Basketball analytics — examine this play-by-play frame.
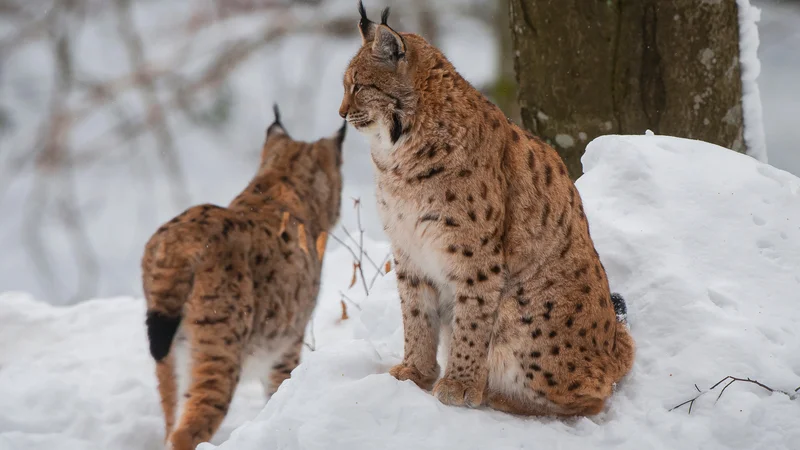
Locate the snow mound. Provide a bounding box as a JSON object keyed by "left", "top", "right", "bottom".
{"left": 2, "top": 135, "right": 799, "bottom": 450}
{"left": 207, "top": 134, "right": 800, "bottom": 450}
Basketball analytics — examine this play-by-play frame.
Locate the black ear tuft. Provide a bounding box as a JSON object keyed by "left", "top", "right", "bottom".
{"left": 267, "top": 103, "right": 287, "bottom": 137}
{"left": 380, "top": 6, "right": 390, "bottom": 25}
{"left": 358, "top": 0, "right": 376, "bottom": 42}
{"left": 358, "top": 0, "right": 368, "bottom": 21}
{"left": 273, "top": 103, "right": 281, "bottom": 124}
{"left": 333, "top": 120, "right": 347, "bottom": 147}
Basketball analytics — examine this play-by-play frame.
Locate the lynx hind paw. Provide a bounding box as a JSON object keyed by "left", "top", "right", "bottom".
{"left": 432, "top": 377, "right": 483, "bottom": 408}
{"left": 389, "top": 363, "right": 439, "bottom": 391}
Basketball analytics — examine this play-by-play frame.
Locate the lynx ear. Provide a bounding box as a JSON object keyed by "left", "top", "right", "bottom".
{"left": 372, "top": 24, "right": 406, "bottom": 68}
{"left": 358, "top": 1, "right": 377, "bottom": 44}
{"left": 266, "top": 103, "right": 287, "bottom": 138}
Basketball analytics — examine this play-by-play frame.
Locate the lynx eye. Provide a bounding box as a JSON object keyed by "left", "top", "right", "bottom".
{"left": 353, "top": 84, "right": 363, "bottom": 94}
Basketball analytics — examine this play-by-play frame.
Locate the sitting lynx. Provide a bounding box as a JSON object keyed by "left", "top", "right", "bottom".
{"left": 338, "top": 3, "right": 634, "bottom": 416}
{"left": 141, "top": 106, "right": 346, "bottom": 449}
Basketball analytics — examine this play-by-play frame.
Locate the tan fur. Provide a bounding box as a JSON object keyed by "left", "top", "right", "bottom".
{"left": 141, "top": 113, "right": 345, "bottom": 449}
{"left": 339, "top": 4, "right": 634, "bottom": 416}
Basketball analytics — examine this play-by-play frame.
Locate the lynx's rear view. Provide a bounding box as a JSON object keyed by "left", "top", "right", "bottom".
{"left": 339, "top": 3, "right": 634, "bottom": 417}
{"left": 141, "top": 106, "right": 346, "bottom": 449}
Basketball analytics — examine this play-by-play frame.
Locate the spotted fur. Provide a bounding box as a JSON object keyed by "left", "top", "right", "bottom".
{"left": 141, "top": 106, "right": 345, "bottom": 449}
{"left": 339, "top": 3, "right": 634, "bottom": 417}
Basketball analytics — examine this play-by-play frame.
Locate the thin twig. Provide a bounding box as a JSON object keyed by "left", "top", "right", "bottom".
{"left": 369, "top": 252, "right": 392, "bottom": 290}
{"left": 670, "top": 375, "right": 798, "bottom": 414}
{"left": 339, "top": 291, "right": 362, "bottom": 311}
{"left": 340, "top": 225, "right": 381, "bottom": 273}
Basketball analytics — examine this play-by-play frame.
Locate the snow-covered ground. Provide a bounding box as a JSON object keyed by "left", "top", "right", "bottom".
{"left": 2, "top": 134, "right": 799, "bottom": 450}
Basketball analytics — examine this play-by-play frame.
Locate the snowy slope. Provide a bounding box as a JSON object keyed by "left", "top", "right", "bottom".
{"left": 206, "top": 135, "right": 800, "bottom": 450}
{"left": 2, "top": 134, "right": 800, "bottom": 450}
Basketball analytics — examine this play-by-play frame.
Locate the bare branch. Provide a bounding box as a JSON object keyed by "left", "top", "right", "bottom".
{"left": 670, "top": 375, "right": 798, "bottom": 414}
{"left": 340, "top": 291, "right": 362, "bottom": 312}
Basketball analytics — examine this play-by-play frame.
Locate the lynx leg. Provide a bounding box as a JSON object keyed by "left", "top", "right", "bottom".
{"left": 389, "top": 252, "right": 441, "bottom": 391}
{"left": 264, "top": 336, "right": 304, "bottom": 397}
{"left": 155, "top": 353, "right": 179, "bottom": 439}
{"left": 168, "top": 261, "right": 254, "bottom": 450}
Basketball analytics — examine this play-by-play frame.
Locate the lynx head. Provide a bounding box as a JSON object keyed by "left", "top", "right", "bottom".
{"left": 338, "top": 2, "right": 434, "bottom": 146}
{"left": 262, "top": 104, "right": 347, "bottom": 227}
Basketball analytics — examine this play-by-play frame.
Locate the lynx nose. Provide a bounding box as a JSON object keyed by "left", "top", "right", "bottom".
{"left": 338, "top": 109, "right": 348, "bottom": 119}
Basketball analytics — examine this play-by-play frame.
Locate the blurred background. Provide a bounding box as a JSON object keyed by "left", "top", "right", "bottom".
{"left": 0, "top": 0, "right": 797, "bottom": 305}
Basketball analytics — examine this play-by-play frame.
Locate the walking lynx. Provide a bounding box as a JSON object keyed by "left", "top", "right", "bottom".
{"left": 338, "top": 3, "right": 634, "bottom": 416}
{"left": 141, "top": 106, "right": 346, "bottom": 449}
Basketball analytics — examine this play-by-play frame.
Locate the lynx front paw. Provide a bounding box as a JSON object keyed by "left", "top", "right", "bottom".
{"left": 389, "top": 363, "right": 439, "bottom": 391}
{"left": 432, "top": 377, "right": 483, "bottom": 408}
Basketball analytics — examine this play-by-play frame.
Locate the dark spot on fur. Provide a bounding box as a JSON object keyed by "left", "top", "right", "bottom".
{"left": 445, "top": 190, "right": 456, "bottom": 202}
{"left": 477, "top": 271, "right": 488, "bottom": 282}
{"left": 541, "top": 203, "right": 550, "bottom": 226}
{"left": 521, "top": 316, "right": 533, "bottom": 325}
{"left": 568, "top": 381, "right": 581, "bottom": 391}
{"left": 463, "top": 248, "right": 474, "bottom": 257}
{"left": 549, "top": 330, "right": 557, "bottom": 338}
{"left": 531, "top": 328, "right": 542, "bottom": 339}
{"left": 468, "top": 211, "right": 477, "bottom": 222}
{"left": 390, "top": 113, "right": 403, "bottom": 143}
{"left": 545, "top": 164, "right": 553, "bottom": 185}
{"left": 511, "top": 130, "right": 519, "bottom": 142}
{"left": 445, "top": 217, "right": 459, "bottom": 227}
{"left": 420, "top": 213, "right": 439, "bottom": 222}
{"left": 560, "top": 240, "right": 573, "bottom": 258}
{"left": 411, "top": 308, "right": 420, "bottom": 317}
{"left": 416, "top": 166, "right": 445, "bottom": 181}
{"left": 566, "top": 317, "right": 574, "bottom": 328}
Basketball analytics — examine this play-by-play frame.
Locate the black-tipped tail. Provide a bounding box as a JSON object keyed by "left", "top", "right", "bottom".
{"left": 610, "top": 292, "right": 627, "bottom": 324}
{"left": 146, "top": 310, "right": 182, "bottom": 361}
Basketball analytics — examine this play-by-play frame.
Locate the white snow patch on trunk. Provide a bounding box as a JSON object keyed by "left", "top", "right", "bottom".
{"left": 737, "top": 0, "right": 768, "bottom": 163}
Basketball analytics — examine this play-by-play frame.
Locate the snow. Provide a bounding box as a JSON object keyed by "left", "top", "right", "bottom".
{"left": 3, "top": 134, "right": 799, "bottom": 450}
{"left": 736, "top": 0, "right": 768, "bottom": 163}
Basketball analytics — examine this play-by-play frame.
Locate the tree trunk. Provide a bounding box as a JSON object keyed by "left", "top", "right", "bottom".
{"left": 509, "top": 0, "right": 746, "bottom": 180}
{"left": 492, "top": 0, "right": 521, "bottom": 123}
